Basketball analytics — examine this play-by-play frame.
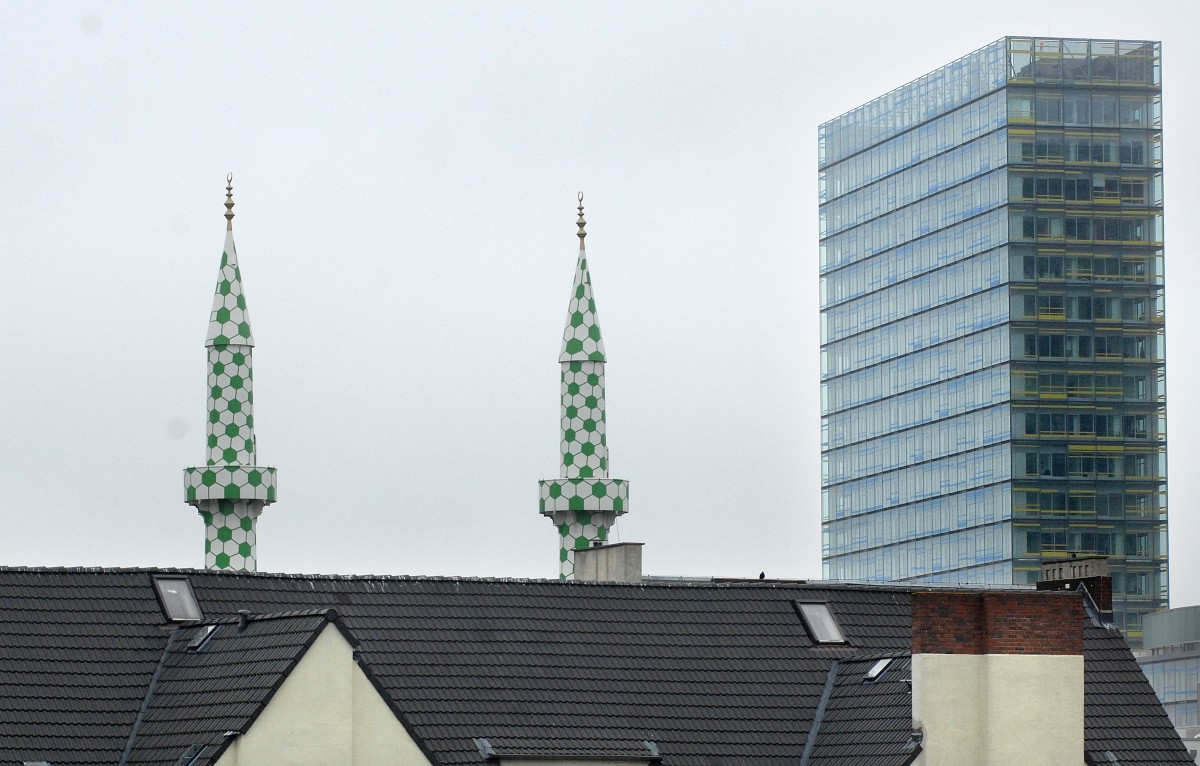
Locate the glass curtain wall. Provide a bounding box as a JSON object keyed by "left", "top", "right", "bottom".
{"left": 819, "top": 37, "right": 1165, "bottom": 645}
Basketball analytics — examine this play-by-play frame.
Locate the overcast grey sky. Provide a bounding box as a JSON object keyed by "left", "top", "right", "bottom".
{"left": 2, "top": 1, "right": 1198, "bottom": 605}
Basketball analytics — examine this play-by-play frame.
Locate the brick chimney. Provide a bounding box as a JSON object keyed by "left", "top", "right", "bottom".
{"left": 1036, "top": 556, "right": 1113, "bottom": 621}
{"left": 910, "top": 590, "right": 1084, "bottom": 766}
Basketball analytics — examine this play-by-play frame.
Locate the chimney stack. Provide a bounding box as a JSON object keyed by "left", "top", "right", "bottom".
{"left": 1037, "top": 556, "right": 1113, "bottom": 620}
{"left": 910, "top": 590, "right": 1084, "bottom": 766}
{"left": 572, "top": 542, "right": 643, "bottom": 583}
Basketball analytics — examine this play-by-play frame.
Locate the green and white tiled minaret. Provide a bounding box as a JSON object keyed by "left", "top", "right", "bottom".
{"left": 183, "top": 176, "right": 278, "bottom": 571}
{"left": 539, "top": 194, "right": 629, "bottom": 579}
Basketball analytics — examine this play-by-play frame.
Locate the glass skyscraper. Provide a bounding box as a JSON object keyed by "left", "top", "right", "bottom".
{"left": 818, "top": 37, "right": 1165, "bottom": 643}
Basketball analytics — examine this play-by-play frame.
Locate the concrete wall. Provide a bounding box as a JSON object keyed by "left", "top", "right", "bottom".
{"left": 911, "top": 653, "right": 984, "bottom": 766}
{"left": 573, "top": 542, "right": 643, "bottom": 582}
{"left": 215, "top": 624, "right": 430, "bottom": 766}
{"left": 912, "top": 653, "right": 1084, "bottom": 766}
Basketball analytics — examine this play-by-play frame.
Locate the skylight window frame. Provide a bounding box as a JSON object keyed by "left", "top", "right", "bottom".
{"left": 792, "top": 601, "right": 848, "bottom": 645}
{"left": 177, "top": 743, "right": 207, "bottom": 766}
{"left": 152, "top": 576, "right": 203, "bottom": 622}
{"left": 864, "top": 657, "right": 893, "bottom": 682}
{"left": 186, "top": 624, "right": 218, "bottom": 652}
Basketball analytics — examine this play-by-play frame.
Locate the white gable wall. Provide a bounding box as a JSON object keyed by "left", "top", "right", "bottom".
{"left": 912, "top": 653, "right": 1085, "bottom": 766}
{"left": 215, "top": 623, "right": 431, "bottom": 766}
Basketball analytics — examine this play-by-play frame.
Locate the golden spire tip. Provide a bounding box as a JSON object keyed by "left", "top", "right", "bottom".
{"left": 224, "top": 173, "right": 235, "bottom": 231}
{"left": 576, "top": 191, "right": 586, "bottom": 250}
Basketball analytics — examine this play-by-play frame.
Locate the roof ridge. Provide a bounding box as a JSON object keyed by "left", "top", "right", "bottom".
{"left": 839, "top": 650, "right": 911, "bottom": 662}
{"left": 197, "top": 608, "right": 338, "bottom": 626}
{"left": 0, "top": 566, "right": 1081, "bottom": 596}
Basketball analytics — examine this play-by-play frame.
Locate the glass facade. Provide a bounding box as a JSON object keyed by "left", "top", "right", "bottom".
{"left": 1137, "top": 606, "right": 1200, "bottom": 741}
{"left": 819, "top": 37, "right": 1166, "bottom": 645}
{"left": 1141, "top": 649, "right": 1200, "bottom": 729}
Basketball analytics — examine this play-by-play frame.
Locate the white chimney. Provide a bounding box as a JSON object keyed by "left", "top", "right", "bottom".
{"left": 571, "top": 542, "right": 643, "bottom": 583}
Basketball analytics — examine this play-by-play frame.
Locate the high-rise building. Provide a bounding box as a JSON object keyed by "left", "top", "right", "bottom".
{"left": 818, "top": 38, "right": 1165, "bottom": 643}
{"left": 1136, "top": 605, "right": 1200, "bottom": 753}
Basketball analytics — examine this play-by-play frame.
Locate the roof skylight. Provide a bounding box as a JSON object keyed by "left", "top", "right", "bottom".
{"left": 865, "top": 657, "right": 892, "bottom": 681}
{"left": 186, "top": 624, "right": 218, "bottom": 652}
{"left": 177, "top": 744, "right": 206, "bottom": 766}
{"left": 794, "top": 602, "right": 846, "bottom": 644}
{"left": 152, "top": 576, "right": 202, "bottom": 622}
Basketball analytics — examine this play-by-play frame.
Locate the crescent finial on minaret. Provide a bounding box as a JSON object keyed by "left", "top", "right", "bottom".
{"left": 224, "top": 173, "right": 235, "bottom": 230}
{"left": 576, "top": 191, "right": 586, "bottom": 250}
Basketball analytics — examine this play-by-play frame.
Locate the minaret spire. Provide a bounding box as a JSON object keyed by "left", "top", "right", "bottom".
{"left": 576, "top": 191, "right": 586, "bottom": 249}
{"left": 224, "top": 173, "right": 235, "bottom": 230}
{"left": 538, "top": 194, "right": 629, "bottom": 579}
{"left": 183, "top": 176, "right": 278, "bottom": 571}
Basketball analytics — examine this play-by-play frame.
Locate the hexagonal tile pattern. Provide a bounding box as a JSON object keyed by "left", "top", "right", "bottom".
{"left": 199, "top": 499, "right": 261, "bottom": 571}
{"left": 206, "top": 347, "right": 256, "bottom": 465}
{"left": 558, "top": 251, "right": 606, "bottom": 363}
{"left": 185, "top": 466, "right": 277, "bottom": 503}
{"left": 548, "top": 509, "right": 616, "bottom": 580}
{"left": 184, "top": 224, "right": 277, "bottom": 573}
{"left": 540, "top": 220, "right": 628, "bottom": 579}
{"left": 539, "top": 479, "right": 627, "bottom": 578}
{"left": 560, "top": 361, "right": 607, "bottom": 479}
{"left": 538, "top": 478, "right": 628, "bottom": 514}
{"left": 205, "top": 232, "right": 255, "bottom": 347}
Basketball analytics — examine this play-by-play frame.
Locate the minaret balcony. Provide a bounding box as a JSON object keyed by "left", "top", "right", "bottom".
{"left": 539, "top": 477, "right": 628, "bottom": 516}
{"left": 184, "top": 465, "right": 278, "bottom": 504}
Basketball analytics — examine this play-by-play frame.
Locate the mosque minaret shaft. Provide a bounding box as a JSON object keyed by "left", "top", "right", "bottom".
{"left": 538, "top": 194, "right": 629, "bottom": 579}
{"left": 183, "top": 176, "right": 278, "bottom": 571}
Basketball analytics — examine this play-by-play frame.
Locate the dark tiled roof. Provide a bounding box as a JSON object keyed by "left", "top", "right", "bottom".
{"left": 0, "top": 569, "right": 168, "bottom": 766}
{"left": 0, "top": 568, "right": 1191, "bottom": 766}
{"left": 808, "top": 655, "right": 917, "bottom": 765}
{"left": 1083, "top": 623, "right": 1193, "bottom": 765}
{"left": 183, "top": 575, "right": 913, "bottom": 766}
{"left": 122, "top": 610, "right": 338, "bottom": 766}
